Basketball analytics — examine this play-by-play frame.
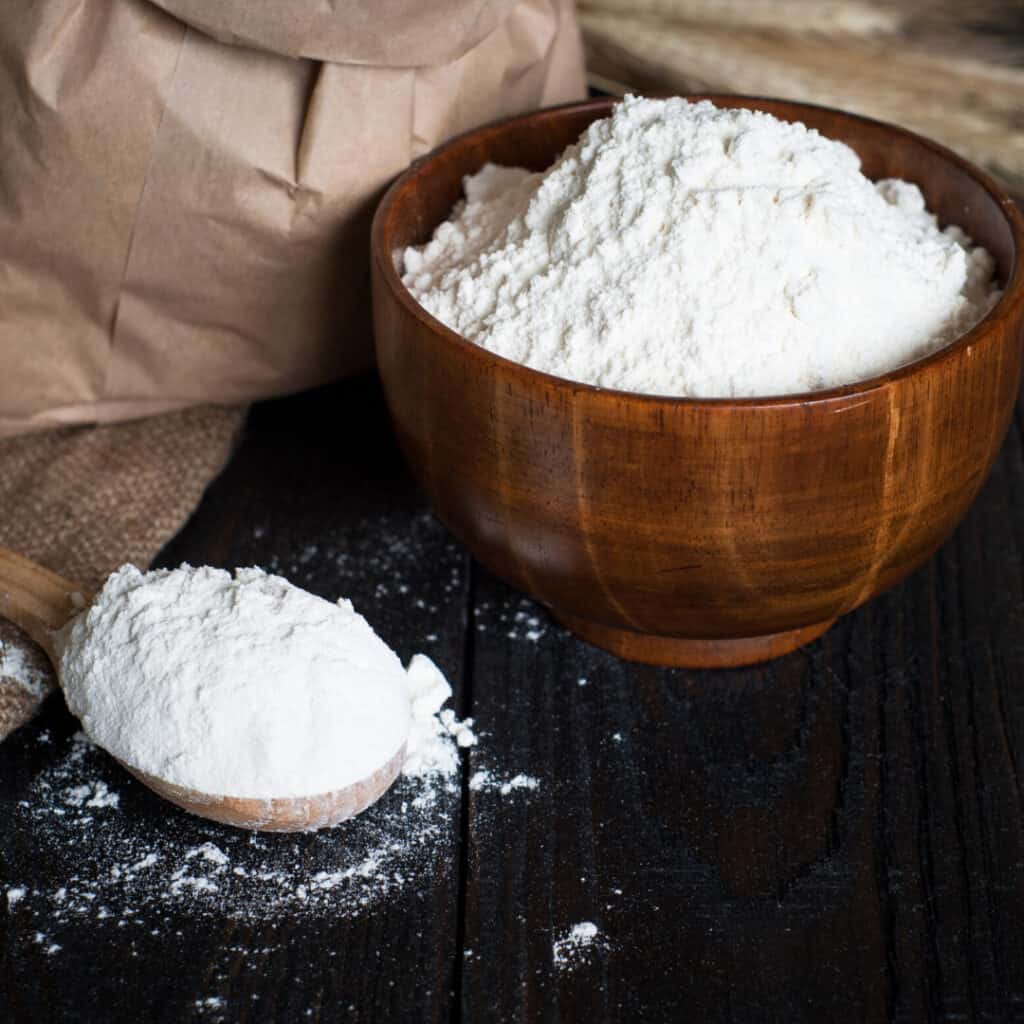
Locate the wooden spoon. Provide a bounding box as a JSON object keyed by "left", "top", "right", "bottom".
{"left": 0, "top": 546, "right": 406, "bottom": 832}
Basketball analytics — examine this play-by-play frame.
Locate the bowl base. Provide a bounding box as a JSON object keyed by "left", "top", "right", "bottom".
{"left": 552, "top": 611, "right": 836, "bottom": 668}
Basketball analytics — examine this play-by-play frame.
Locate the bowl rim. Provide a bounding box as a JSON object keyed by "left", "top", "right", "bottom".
{"left": 372, "top": 94, "right": 1024, "bottom": 408}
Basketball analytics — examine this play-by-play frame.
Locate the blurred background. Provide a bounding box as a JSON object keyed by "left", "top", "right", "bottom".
{"left": 576, "top": 0, "right": 1023, "bottom": 194}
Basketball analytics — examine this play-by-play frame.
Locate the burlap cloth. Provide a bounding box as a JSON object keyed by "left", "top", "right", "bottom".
{"left": 0, "top": 405, "right": 246, "bottom": 740}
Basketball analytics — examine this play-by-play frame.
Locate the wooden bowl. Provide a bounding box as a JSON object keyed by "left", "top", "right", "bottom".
{"left": 371, "top": 97, "right": 1024, "bottom": 668}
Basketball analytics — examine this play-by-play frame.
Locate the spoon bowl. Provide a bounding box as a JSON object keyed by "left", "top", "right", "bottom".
{"left": 119, "top": 749, "right": 406, "bottom": 832}
{"left": 0, "top": 547, "right": 404, "bottom": 831}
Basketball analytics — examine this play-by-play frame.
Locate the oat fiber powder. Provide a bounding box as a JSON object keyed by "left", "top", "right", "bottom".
{"left": 402, "top": 97, "right": 999, "bottom": 397}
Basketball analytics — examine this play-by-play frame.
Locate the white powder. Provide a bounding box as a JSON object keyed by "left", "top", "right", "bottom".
{"left": 0, "top": 636, "right": 53, "bottom": 699}
{"left": 468, "top": 770, "right": 540, "bottom": 795}
{"left": 403, "top": 96, "right": 999, "bottom": 397}
{"left": 8, "top": 725, "right": 537, "bottom": 933}
{"left": 13, "top": 728, "right": 457, "bottom": 922}
{"left": 552, "top": 921, "right": 603, "bottom": 969}
{"left": 63, "top": 780, "right": 119, "bottom": 809}
{"left": 33, "top": 932, "right": 61, "bottom": 956}
{"left": 56, "top": 565, "right": 468, "bottom": 803}
{"left": 403, "top": 653, "right": 477, "bottom": 777}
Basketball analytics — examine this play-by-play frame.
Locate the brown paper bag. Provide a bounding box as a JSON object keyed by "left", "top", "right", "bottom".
{"left": 0, "top": 0, "right": 585, "bottom": 438}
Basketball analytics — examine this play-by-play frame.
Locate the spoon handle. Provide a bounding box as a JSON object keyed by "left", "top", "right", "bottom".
{"left": 0, "top": 547, "right": 83, "bottom": 663}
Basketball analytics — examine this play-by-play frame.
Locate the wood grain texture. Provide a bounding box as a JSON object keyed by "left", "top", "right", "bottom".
{"left": 371, "top": 97, "right": 1024, "bottom": 667}
{"left": 0, "top": 548, "right": 82, "bottom": 659}
{"left": 578, "top": 0, "right": 1024, "bottom": 193}
{"left": 2, "top": 371, "right": 1023, "bottom": 1021}
{"left": 460, "top": 533, "right": 1024, "bottom": 1021}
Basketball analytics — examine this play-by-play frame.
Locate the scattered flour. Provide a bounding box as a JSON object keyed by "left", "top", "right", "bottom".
{"left": 404, "top": 654, "right": 477, "bottom": 777}
{"left": 33, "top": 931, "right": 62, "bottom": 955}
{"left": 441, "top": 709, "right": 478, "bottom": 749}
{"left": 552, "top": 921, "right": 603, "bottom": 970}
{"left": 6, "top": 724, "right": 535, "bottom": 933}
{"left": 403, "top": 96, "right": 1000, "bottom": 398}
{"left": 63, "top": 781, "right": 119, "bottom": 809}
{"left": 469, "top": 770, "right": 540, "bottom": 796}
{"left": 0, "top": 636, "right": 53, "bottom": 699}
{"left": 7, "top": 729, "right": 463, "bottom": 925}
{"left": 194, "top": 997, "right": 226, "bottom": 1015}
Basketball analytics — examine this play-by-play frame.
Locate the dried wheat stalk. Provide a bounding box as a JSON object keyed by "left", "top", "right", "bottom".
{"left": 579, "top": 1, "right": 1024, "bottom": 192}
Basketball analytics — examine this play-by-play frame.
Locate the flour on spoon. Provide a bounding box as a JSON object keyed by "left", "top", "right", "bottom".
{"left": 56, "top": 564, "right": 474, "bottom": 802}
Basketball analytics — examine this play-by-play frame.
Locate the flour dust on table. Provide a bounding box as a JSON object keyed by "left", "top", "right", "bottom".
{"left": 5, "top": 716, "right": 541, "bottom": 934}
{"left": 0, "top": 635, "right": 52, "bottom": 700}
{"left": 552, "top": 921, "right": 606, "bottom": 972}
{"left": 7, "top": 728, "right": 457, "bottom": 925}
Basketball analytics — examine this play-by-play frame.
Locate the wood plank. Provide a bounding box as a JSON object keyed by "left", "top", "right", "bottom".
{"left": 3, "top": 374, "right": 1023, "bottom": 1019}
{"left": 457, "top": 387, "right": 1024, "bottom": 1022}
{"left": 0, "top": 377, "right": 471, "bottom": 1023}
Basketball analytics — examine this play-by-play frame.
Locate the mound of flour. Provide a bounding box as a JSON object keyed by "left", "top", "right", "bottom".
{"left": 402, "top": 96, "right": 999, "bottom": 397}
{"left": 57, "top": 565, "right": 473, "bottom": 802}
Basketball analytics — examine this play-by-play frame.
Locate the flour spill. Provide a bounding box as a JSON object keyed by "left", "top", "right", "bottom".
{"left": 6, "top": 722, "right": 538, "bottom": 935}
{"left": 552, "top": 921, "right": 605, "bottom": 971}
{"left": 0, "top": 634, "right": 52, "bottom": 700}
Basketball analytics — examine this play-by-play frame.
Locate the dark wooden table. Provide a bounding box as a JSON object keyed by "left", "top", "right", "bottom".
{"left": 3, "top": 372, "right": 1024, "bottom": 1023}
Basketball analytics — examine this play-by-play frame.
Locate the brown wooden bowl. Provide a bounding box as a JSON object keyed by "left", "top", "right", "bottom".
{"left": 371, "top": 97, "right": 1024, "bottom": 668}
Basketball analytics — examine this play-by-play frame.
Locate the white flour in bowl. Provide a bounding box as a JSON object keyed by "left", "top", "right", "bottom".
{"left": 402, "top": 96, "right": 1000, "bottom": 397}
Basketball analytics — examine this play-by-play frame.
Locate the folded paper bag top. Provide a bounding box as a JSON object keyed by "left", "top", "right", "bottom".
{"left": 0, "top": 0, "right": 585, "bottom": 438}
{"left": 150, "top": 0, "right": 525, "bottom": 65}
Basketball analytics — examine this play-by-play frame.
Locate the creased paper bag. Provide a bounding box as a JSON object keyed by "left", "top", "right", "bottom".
{"left": 0, "top": 0, "right": 585, "bottom": 437}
